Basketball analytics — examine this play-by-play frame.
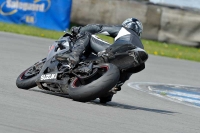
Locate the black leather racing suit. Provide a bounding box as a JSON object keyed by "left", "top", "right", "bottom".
{"left": 79, "top": 24, "right": 144, "bottom": 49}
{"left": 56, "top": 24, "right": 148, "bottom": 90}
{"left": 77, "top": 24, "right": 147, "bottom": 70}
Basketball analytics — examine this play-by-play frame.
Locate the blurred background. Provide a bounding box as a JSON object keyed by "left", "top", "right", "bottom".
{"left": 0, "top": 0, "right": 200, "bottom": 61}
{"left": 71, "top": 0, "right": 200, "bottom": 47}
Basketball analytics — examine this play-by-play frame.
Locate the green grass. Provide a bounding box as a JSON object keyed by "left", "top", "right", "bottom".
{"left": 0, "top": 22, "right": 64, "bottom": 39}
{"left": 142, "top": 40, "right": 200, "bottom": 62}
{"left": 1, "top": 22, "right": 200, "bottom": 62}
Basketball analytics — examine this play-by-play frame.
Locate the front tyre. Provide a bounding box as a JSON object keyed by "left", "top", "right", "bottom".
{"left": 16, "top": 58, "right": 46, "bottom": 90}
{"left": 68, "top": 63, "right": 120, "bottom": 102}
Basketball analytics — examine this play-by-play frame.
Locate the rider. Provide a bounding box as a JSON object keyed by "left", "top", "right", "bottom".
{"left": 55, "top": 18, "right": 148, "bottom": 102}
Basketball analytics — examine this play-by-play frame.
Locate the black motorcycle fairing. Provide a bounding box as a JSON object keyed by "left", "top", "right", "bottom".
{"left": 34, "top": 35, "right": 73, "bottom": 93}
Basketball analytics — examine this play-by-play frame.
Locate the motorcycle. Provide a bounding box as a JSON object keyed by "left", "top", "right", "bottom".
{"left": 16, "top": 32, "right": 139, "bottom": 103}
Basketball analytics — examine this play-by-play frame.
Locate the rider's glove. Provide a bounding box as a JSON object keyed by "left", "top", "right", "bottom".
{"left": 71, "top": 26, "right": 81, "bottom": 36}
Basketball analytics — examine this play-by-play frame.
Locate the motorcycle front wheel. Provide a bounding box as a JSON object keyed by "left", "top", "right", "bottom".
{"left": 16, "top": 58, "right": 46, "bottom": 90}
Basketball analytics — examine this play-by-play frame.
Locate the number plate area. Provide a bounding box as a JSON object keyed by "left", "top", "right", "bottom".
{"left": 41, "top": 74, "right": 57, "bottom": 80}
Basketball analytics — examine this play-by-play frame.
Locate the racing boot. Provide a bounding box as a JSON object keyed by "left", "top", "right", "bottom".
{"left": 55, "top": 33, "right": 91, "bottom": 67}
{"left": 99, "top": 93, "right": 114, "bottom": 104}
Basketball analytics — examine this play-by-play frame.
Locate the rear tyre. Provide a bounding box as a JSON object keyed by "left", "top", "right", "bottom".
{"left": 68, "top": 63, "right": 120, "bottom": 102}
{"left": 16, "top": 59, "right": 46, "bottom": 90}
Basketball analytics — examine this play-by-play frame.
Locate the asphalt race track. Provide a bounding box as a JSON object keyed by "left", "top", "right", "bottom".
{"left": 0, "top": 31, "right": 200, "bottom": 133}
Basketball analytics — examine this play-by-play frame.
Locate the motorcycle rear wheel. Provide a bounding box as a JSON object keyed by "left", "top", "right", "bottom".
{"left": 68, "top": 63, "right": 120, "bottom": 102}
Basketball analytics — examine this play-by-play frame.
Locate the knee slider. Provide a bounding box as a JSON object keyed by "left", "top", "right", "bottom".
{"left": 138, "top": 51, "right": 148, "bottom": 63}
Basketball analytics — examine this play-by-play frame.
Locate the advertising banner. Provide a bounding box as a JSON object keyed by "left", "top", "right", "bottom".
{"left": 0, "top": 0, "right": 72, "bottom": 31}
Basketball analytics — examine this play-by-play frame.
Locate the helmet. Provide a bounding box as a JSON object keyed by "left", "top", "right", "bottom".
{"left": 122, "top": 18, "right": 143, "bottom": 37}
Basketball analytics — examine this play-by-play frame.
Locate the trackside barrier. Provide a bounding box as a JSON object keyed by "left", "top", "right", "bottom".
{"left": 71, "top": 0, "right": 200, "bottom": 47}
{"left": 0, "top": 0, "right": 72, "bottom": 31}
